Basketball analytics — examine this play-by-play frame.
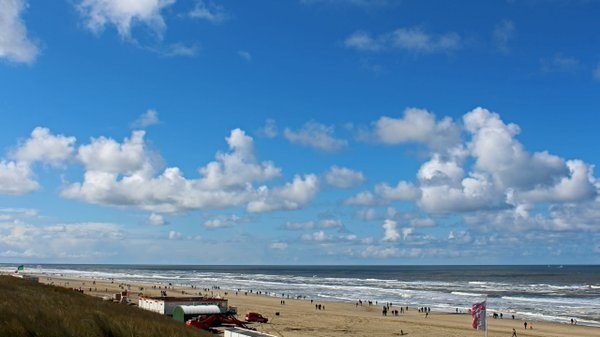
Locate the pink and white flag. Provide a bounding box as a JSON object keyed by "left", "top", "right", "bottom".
{"left": 471, "top": 300, "right": 487, "bottom": 330}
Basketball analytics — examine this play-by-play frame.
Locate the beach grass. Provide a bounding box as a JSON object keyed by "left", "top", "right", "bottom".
{"left": 0, "top": 275, "right": 209, "bottom": 337}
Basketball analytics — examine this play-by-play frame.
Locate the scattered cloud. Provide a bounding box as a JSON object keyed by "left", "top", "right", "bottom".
{"left": 238, "top": 50, "right": 252, "bottom": 61}
{"left": 284, "top": 121, "right": 347, "bottom": 152}
{"left": 131, "top": 109, "right": 160, "bottom": 129}
{"left": 372, "top": 108, "right": 461, "bottom": 151}
{"left": 189, "top": 0, "right": 227, "bottom": 23}
{"left": 0, "top": 0, "right": 39, "bottom": 64}
{"left": 344, "top": 26, "right": 462, "bottom": 54}
{"left": 257, "top": 119, "right": 278, "bottom": 138}
{"left": 344, "top": 191, "right": 376, "bottom": 206}
{"left": 382, "top": 219, "right": 399, "bottom": 241}
{"left": 541, "top": 54, "right": 581, "bottom": 73}
{"left": 0, "top": 161, "right": 38, "bottom": 195}
{"left": 325, "top": 166, "right": 365, "bottom": 188}
{"left": 493, "top": 20, "right": 515, "bottom": 54}
{"left": 161, "top": 43, "right": 199, "bottom": 57}
{"left": 203, "top": 214, "right": 240, "bottom": 229}
{"left": 375, "top": 181, "right": 421, "bottom": 201}
{"left": 148, "top": 213, "right": 167, "bottom": 226}
{"left": 12, "top": 127, "right": 76, "bottom": 166}
{"left": 77, "top": 0, "right": 176, "bottom": 39}
{"left": 282, "top": 221, "right": 315, "bottom": 230}
{"left": 270, "top": 242, "right": 288, "bottom": 250}
{"left": 168, "top": 230, "right": 181, "bottom": 240}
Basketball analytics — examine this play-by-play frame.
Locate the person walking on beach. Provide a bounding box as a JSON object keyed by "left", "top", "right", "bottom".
{"left": 524, "top": 321, "right": 527, "bottom": 329}
{"left": 512, "top": 328, "right": 518, "bottom": 337}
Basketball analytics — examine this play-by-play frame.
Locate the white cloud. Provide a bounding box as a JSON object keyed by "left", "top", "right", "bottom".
{"left": 541, "top": 54, "right": 581, "bottom": 73}
{"left": 189, "top": 0, "right": 226, "bottom": 23}
{"left": 203, "top": 214, "right": 240, "bottom": 229}
{"left": 131, "top": 109, "right": 160, "bottom": 128}
{"left": 12, "top": 127, "right": 76, "bottom": 166}
{"left": 282, "top": 221, "right": 315, "bottom": 230}
{"left": 284, "top": 121, "right": 347, "bottom": 152}
{"left": 344, "top": 191, "right": 376, "bottom": 206}
{"left": 345, "top": 27, "right": 461, "bottom": 54}
{"left": 162, "top": 43, "right": 199, "bottom": 57}
{"left": 302, "top": 230, "right": 329, "bottom": 242}
{"left": 77, "top": 0, "right": 175, "bottom": 39}
{"left": 401, "top": 227, "right": 413, "bottom": 240}
{"left": 464, "top": 107, "right": 570, "bottom": 190}
{"left": 344, "top": 31, "right": 381, "bottom": 52}
{"left": 63, "top": 128, "right": 318, "bottom": 213}
{"left": 76, "top": 130, "right": 151, "bottom": 174}
{"left": 0, "top": 0, "right": 39, "bottom": 64}
{"left": 238, "top": 50, "right": 251, "bottom": 61}
{"left": 375, "top": 180, "right": 420, "bottom": 201}
{"left": 247, "top": 174, "right": 319, "bottom": 213}
{"left": 0, "top": 161, "right": 38, "bottom": 195}
{"left": 325, "top": 166, "right": 365, "bottom": 188}
{"left": 382, "top": 219, "right": 399, "bottom": 241}
{"left": 270, "top": 242, "right": 288, "bottom": 250}
{"left": 258, "top": 119, "right": 278, "bottom": 138}
{"left": 373, "top": 108, "right": 461, "bottom": 151}
{"left": 168, "top": 230, "right": 181, "bottom": 240}
{"left": 493, "top": 20, "right": 515, "bottom": 54}
{"left": 148, "top": 212, "right": 167, "bottom": 226}
{"left": 320, "top": 219, "right": 342, "bottom": 228}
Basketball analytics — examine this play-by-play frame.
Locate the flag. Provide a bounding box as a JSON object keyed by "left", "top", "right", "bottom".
{"left": 17, "top": 265, "right": 24, "bottom": 272}
{"left": 472, "top": 300, "right": 487, "bottom": 331}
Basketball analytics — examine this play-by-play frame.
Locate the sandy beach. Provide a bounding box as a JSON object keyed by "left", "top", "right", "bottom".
{"left": 17, "top": 273, "right": 597, "bottom": 337}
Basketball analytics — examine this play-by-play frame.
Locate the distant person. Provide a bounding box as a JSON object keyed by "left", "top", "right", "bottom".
{"left": 524, "top": 321, "right": 527, "bottom": 329}
{"left": 512, "top": 328, "right": 518, "bottom": 337}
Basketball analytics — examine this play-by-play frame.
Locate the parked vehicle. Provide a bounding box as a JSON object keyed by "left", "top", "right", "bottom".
{"left": 245, "top": 312, "right": 268, "bottom": 323}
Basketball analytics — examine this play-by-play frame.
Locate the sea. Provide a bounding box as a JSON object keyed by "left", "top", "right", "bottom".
{"left": 2, "top": 264, "right": 599, "bottom": 327}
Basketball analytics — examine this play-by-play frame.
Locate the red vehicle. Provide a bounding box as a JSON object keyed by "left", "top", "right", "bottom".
{"left": 245, "top": 312, "right": 268, "bottom": 323}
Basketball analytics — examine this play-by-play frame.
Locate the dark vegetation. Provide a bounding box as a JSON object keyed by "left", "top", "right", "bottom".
{"left": 0, "top": 276, "right": 210, "bottom": 337}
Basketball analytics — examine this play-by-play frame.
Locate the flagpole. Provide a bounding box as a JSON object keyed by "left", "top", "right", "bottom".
{"left": 485, "top": 295, "right": 488, "bottom": 337}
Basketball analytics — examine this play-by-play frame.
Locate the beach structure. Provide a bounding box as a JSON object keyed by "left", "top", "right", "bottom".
{"left": 172, "top": 304, "right": 222, "bottom": 322}
{"left": 223, "top": 327, "right": 278, "bottom": 337}
{"left": 138, "top": 296, "right": 228, "bottom": 316}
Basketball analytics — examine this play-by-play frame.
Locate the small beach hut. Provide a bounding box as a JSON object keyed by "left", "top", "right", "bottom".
{"left": 172, "top": 304, "right": 222, "bottom": 322}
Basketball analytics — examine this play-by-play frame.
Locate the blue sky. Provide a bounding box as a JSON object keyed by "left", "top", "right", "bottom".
{"left": 0, "top": 0, "right": 599, "bottom": 264}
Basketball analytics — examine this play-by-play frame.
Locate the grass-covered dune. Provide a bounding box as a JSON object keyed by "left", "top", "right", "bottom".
{"left": 0, "top": 275, "right": 209, "bottom": 337}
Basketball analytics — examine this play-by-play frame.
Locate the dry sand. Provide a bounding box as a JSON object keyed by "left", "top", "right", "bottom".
{"left": 23, "top": 273, "right": 599, "bottom": 337}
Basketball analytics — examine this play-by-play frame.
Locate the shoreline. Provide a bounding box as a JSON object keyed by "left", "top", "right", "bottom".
{"left": 4, "top": 271, "right": 598, "bottom": 337}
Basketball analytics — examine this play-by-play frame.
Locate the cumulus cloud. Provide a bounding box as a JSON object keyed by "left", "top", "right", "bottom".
{"left": 168, "top": 230, "right": 181, "bottom": 240}
{"left": 0, "top": 0, "right": 39, "bottom": 64}
{"left": 373, "top": 108, "right": 461, "bottom": 151}
{"left": 382, "top": 219, "right": 399, "bottom": 241}
{"left": 247, "top": 174, "right": 319, "bottom": 213}
{"left": 344, "top": 27, "right": 461, "bottom": 54}
{"left": 0, "top": 221, "right": 124, "bottom": 259}
{"left": 131, "top": 109, "right": 160, "bottom": 128}
{"left": 189, "top": 0, "right": 227, "bottom": 23}
{"left": 375, "top": 180, "right": 421, "bottom": 201}
{"left": 77, "top": 0, "right": 176, "bottom": 39}
{"left": 203, "top": 214, "right": 240, "bottom": 229}
{"left": 325, "top": 166, "right": 365, "bottom": 188}
{"left": 0, "top": 161, "right": 38, "bottom": 195}
{"left": 284, "top": 121, "right": 347, "bottom": 152}
{"left": 302, "top": 230, "right": 329, "bottom": 242}
{"left": 344, "top": 191, "right": 376, "bottom": 206}
{"left": 12, "top": 127, "right": 76, "bottom": 166}
{"left": 493, "top": 20, "right": 515, "bottom": 54}
{"left": 320, "top": 219, "right": 342, "bottom": 228}
{"left": 63, "top": 128, "right": 318, "bottom": 213}
{"left": 148, "top": 212, "right": 167, "bottom": 226}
